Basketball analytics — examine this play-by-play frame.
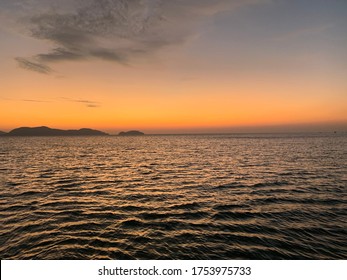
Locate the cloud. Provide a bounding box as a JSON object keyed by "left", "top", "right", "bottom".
{"left": 15, "top": 57, "right": 53, "bottom": 74}
{"left": 10, "top": 97, "right": 99, "bottom": 107}
{"left": 37, "top": 48, "right": 84, "bottom": 62}
{"left": 11, "top": 0, "right": 264, "bottom": 74}
{"left": 61, "top": 98, "right": 101, "bottom": 108}
{"left": 89, "top": 49, "right": 128, "bottom": 64}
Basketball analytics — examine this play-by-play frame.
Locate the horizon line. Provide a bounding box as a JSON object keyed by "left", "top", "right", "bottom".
{"left": 1, "top": 124, "right": 347, "bottom": 136}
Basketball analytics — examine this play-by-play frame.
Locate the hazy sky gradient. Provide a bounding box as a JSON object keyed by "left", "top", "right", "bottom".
{"left": 1, "top": 0, "right": 346, "bottom": 133}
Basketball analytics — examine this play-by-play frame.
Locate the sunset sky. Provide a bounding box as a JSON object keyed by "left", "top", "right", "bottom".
{"left": 1, "top": 0, "right": 346, "bottom": 133}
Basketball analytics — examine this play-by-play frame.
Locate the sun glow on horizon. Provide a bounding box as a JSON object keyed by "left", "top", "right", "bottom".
{"left": 1, "top": 1, "right": 346, "bottom": 133}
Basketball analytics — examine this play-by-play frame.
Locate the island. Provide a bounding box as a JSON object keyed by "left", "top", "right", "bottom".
{"left": 0, "top": 131, "right": 6, "bottom": 135}
{"left": 2, "top": 126, "right": 109, "bottom": 136}
{"left": 118, "top": 130, "right": 144, "bottom": 136}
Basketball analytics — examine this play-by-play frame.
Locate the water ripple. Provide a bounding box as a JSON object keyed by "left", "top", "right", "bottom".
{"left": 0, "top": 134, "right": 346, "bottom": 259}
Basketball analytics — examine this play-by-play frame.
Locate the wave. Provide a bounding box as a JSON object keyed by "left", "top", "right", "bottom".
{"left": 1, "top": 134, "right": 346, "bottom": 259}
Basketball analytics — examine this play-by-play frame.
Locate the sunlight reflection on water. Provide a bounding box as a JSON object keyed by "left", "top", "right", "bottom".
{"left": 0, "top": 134, "right": 346, "bottom": 259}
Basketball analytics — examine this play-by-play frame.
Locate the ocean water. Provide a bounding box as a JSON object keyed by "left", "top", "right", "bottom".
{"left": 0, "top": 133, "right": 346, "bottom": 259}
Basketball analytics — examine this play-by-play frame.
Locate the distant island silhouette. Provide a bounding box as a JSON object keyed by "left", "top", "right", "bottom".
{"left": 118, "top": 130, "right": 144, "bottom": 136}
{"left": 1, "top": 126, "right": 108, "bottom": 136}
{"left": 0, "top": 131, "right": 6, "bottom": 135}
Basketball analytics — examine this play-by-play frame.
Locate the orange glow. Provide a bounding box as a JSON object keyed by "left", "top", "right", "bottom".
{"left": 1, "top": 48, "right": 346, "bottom": 133}
{"left": 1, "top": 74, "right": 346, "bottom": 133}
{"left": 1, "top": 1, "right": 347, "bottom": 134}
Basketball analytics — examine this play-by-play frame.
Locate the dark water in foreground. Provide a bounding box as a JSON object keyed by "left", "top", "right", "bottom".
{"left": 0, "top": 134, "right": 346, "bottom": 259}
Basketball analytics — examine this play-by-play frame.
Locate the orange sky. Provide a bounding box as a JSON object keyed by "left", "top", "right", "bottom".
{"left": 1, "top": 0, "right": 346, "bottom": 133}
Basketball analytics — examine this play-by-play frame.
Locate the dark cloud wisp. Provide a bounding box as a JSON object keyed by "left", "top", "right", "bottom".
{"left": 67, "top": 98, "right": 101, "bottom": 108}
{"left": 14, "top": 0, "right": 258, "bottom": 74}
{"left": 15, "top": 57, "right": 53, "bottom": 74}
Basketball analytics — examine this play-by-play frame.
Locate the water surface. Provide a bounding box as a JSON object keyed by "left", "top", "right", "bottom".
{"left": 0, "top": 134, "right": 346, "bottom": 259}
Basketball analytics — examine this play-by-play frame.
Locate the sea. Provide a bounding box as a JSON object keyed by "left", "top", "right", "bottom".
{"left": 0, "top": 133, "right": 346, "bottom": 259}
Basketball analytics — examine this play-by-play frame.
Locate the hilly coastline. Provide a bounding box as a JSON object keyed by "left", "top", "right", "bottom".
{"left": 1, "top": 126, "right": 109, "bottom": 136}
{"left": 118, "top": 130, "right": 144, "bottom": 136}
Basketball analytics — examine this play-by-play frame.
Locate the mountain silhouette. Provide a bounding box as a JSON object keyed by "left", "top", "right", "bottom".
{"left": 118, "top": 130, "right": 144, "bottom": 136}
{"left": 5, "top": 126, "right": 108, "bottom": 136}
